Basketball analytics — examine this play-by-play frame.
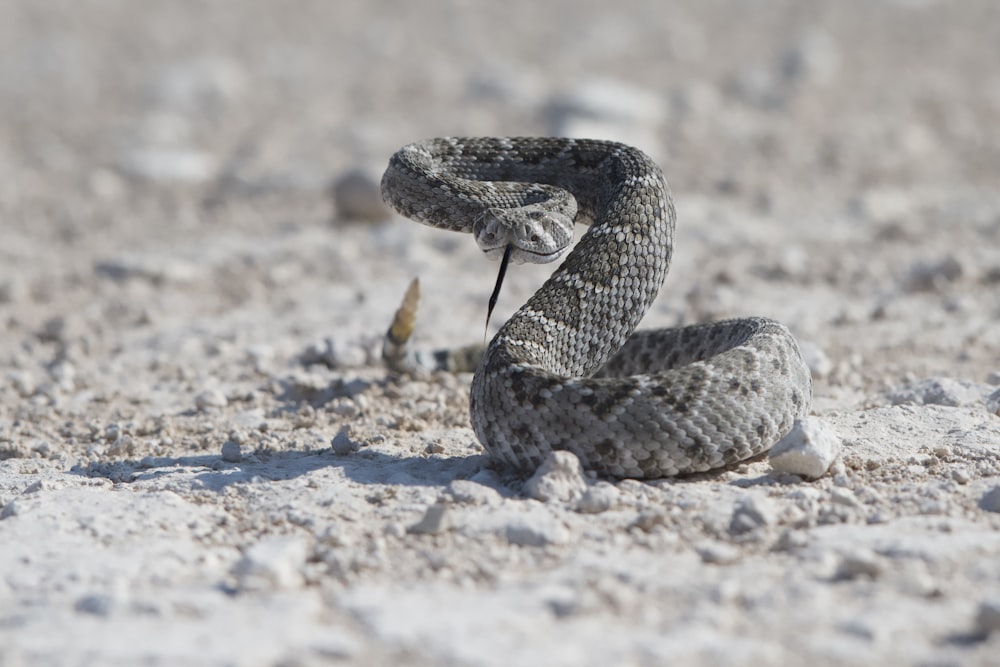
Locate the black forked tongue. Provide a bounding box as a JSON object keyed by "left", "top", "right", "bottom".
{"left": 485, "top": 244, "right": 513, "bottom": 343}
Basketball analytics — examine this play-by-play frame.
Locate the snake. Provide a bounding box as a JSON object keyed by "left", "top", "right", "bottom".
{"left": 380, "top": 137, "right": 812, "bottom": 478}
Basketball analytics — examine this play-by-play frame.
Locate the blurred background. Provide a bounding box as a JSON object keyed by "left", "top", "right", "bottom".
{"left": 3, "top": 0, "right": 998, "bottom": 237}
{"left": 1, "top": 0, "right": 998, "bottom": 385}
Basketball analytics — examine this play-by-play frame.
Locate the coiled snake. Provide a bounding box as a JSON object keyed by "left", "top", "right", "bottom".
{"left": 381, "top": 137, "right": 811, "bottom": 478}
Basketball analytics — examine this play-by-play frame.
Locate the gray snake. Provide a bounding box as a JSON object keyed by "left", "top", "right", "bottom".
{"left": 381, "top": 137, "right": 811, "bottom": 478}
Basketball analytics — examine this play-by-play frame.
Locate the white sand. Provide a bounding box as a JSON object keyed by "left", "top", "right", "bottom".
{"left": 2, "top": 1, "right": 1000, "bottom": 665}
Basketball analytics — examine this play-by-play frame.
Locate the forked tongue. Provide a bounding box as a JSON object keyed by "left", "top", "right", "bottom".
{"left": 485, "top": 244, "right": 513, "bottom": 343}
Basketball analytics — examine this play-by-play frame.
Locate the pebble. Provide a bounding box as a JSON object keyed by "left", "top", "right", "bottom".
{"left": 445, "top": 479, "right": 503, "bottom": 506}
{"left": 829, "top": 487, "right": 862, "bottom": 508}
{"left": 74, "top": 593, "right": 116, "bottom": 617}
{"left": 122, "top": 148, "right": 217, "bottom": 184}
{"left": 903, "top": 256, "right": 964, "bottom": 293}
{"left": 49, "top": 360, "right": 77, "bottom": 390}
{"left": 979, "top": 486, "right": 1000, "bottom": 513}
{"left": 950, "top": 467, "right": 972, "bottom": 484}
{"left": 850, "top": 187, "right": 917, "bottom": 225}
{"left": 7, "top": 370, "right": 36, "bottom": 397}
{"left": 505, "top": 515, "right": 570, "bottom": 547}
{"left": 769, "top": 417, "right": 842, "bottom": 480}
{"left": 696, "top": 541, "right": 741, "bottom": 565}
{"left": 194, "top": 388, "right": 228, "bottom": 410}
{"left": 631, "top": 510, "right": 669, "bottom": 532}
{"left": 232, "top": 537, "right": 309, "bottom": 591}
{"left": 331, "top": 169, "right": 389, "bottom": 222}
{"left": 887, "top": 377, "right": 980, "bottom": 407}
{"left": 330, "top": 426, "right": 360, "bottom": 455}
{"left": 836, "top": 548, "right": 884, "bottom": 580}
{"left": 94, "top": 254, "right": 200, "bottom": 285}
{"left": 576, "top": 482, "right": 619, "bottom": 514}
{"left": 976, "top": 599, "right": 1000, "bottom": 636}
{"left": 729, "top": 496, "right": 776, "bottom": 535}
{"left": 407, "top": 503, "right": 450, "bottom": 535}
{"left": 986, "top": 387, "right": 1000, "bottom": 416}
{"left": 220, "top": 438, "right": 242, "bottom": 463}
{"left": 0, "top": 500, "right": 20, "bottom": 519}
{"left": 523, "top": 450, "right": 587, "bottom": 503}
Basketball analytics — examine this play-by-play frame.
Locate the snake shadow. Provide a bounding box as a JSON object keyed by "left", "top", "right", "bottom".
{"left": 71, "top": 447, "right": 489, "bottom": 493}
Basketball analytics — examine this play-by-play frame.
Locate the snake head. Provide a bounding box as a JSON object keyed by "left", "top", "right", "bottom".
{"left": 474, "top": 202, "right": 576, "bottom": 265}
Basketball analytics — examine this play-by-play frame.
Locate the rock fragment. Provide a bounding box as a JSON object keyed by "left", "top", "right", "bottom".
{"left": 194, "top": 388, "right": 228, "bottom": 410}
{"left": 887, "top": 377, "right": 981, "bottom": 407}
{"left": 976, "top": 599, "right": 1000, "bottom": 636}
{"left": 407, "top": 503, "right": 450, "bottom": 535}
{"left": 523, "top": 450, "right": 587, "bottom": 503}
{"left": 445, "top": 479, "right": 502, "bottom": 506}
{"left": 232, "top": 537, "right": 309, "bottom": 591}
{"left": 835, "top": 549, "right": 884, "bottom": 580}
{"left": 576, "top": 482, "right": 619, "bottom": 514}
{"left": 986, "top": 387, "right": 1000, "bottom": 416}
{"left": 770, "top": 417, "right": 841, "bottom": 480}
{"left": 979, "top": 486, "right": 1000, "bottom": 513}
{"left": 729, "top": 496, "right": 776, "bottom": 535}
{"left": 330, "top": 426, "right": 360, "bottom": 455}
{"left": 220, "top": 438, "right": 242, "bottom": 463}
{"left": 504, "top": 515, "right": 570, "bottom": 547}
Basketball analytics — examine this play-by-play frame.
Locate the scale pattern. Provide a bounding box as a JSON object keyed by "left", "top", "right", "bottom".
{"left": 381, "top": 137, "right": 812, "bottom": 478}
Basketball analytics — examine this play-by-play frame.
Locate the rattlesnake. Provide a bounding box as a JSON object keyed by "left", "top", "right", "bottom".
{"left": 381, "top": 137, "right": 811, "bottom": 478}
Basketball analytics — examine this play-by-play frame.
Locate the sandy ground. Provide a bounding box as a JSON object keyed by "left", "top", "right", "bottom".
{"left": 2, "top": 1, "right": 1000, "bottom": 665}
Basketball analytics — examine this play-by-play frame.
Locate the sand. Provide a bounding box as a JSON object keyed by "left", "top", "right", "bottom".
{"left": 2, "top": 1, "right": 1000, "bottom": 665}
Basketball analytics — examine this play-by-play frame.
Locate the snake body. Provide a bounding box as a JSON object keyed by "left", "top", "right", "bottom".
{"left": 381, "top": 137, "right": 811, "bottom": 478}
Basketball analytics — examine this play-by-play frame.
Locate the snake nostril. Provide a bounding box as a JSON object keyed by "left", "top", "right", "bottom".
{"left": 530, "top": 234, "right": 541, "bottom": 243}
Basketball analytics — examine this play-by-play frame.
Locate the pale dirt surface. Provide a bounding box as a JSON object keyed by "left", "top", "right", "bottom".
{"left": 2, "top": 1, "right": 1000, "bottom": 665}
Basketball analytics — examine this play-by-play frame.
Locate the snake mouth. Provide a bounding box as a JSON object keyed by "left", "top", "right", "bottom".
{"left": 481, "top": 244, "right": 564, "bottom": 264}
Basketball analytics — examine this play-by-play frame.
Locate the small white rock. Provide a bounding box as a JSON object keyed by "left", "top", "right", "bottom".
{"left": 505, "top": 515, "right": 570, "bottom": 547}
{"left": 887, "top": 377, "right": 980, "bottom": 407}
{"left": 729, "top": 496, "right": 776, "bottom": 535}
{"left": 696, "top": 541, "right": 741, "bottom": 565}
{"left": 330, "top": 427, "right": 359, "bottom": 455}
{"left": 232, "top": 537, "right": 309, "bottom": 592}
{"left": 576, "top": 482, "right": 620, "bottom": 514}
{"left": 770, "top": 416, "right": 842, "bottom": 480}
{"left": 976, "top": 599, "right": 1000, "bottom": 635}
{"left": 446, "top": 479, "right": 503, "bottom": 506}
{"left": 194, "top": 388, "right": 228, "bottom": 410}
{"left": 221, "top": 439, "right": 242, "bottom": 463}
{"left": 7, "top": 370, "right": 36, "bottom": 397}
{"left": 524, "top": 450, "right": 588, "bottom": 503}
{"left": 407, "top": 503, "right": 450, "bottom": 535}
{"left": 979, "top": 486, "right": 1000, "bottom": 513}
{"left": 836, "top": 548, "right": 884, "bottom": 580}
{"left": 122, "top": 148, "right": 217, "bottom": 184}
{"left": 986, "top": 387, "right": 1000, "bottom": 416}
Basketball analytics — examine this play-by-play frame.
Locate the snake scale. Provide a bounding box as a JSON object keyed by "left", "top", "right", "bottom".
{"left": 381, "top": 137, "right": 812, "bottom": 478}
